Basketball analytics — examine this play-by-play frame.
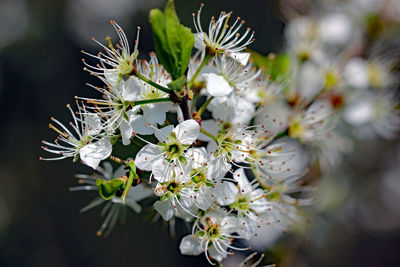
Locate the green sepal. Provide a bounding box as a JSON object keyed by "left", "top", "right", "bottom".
{"left": 195, "top": 231, "right": 205, "bottom": 237}
{"left": 160, "top": 194, "right": 169, "bottom": 201}
{"left": 149, "top": 0, "right": 194, "bottom": 80}
{"left": 178, "top": 155, "right": 187, "bottom": 164}
{"left": 110, "top": 135, "right": 120, "bottom": 145}
{"left": 96, "top": 178, "right": 125, "bottom": 200}
{"left": 123, "top": 112, "right": 130, "bottom": 122}
{"left": 167, "top": 75, "right": 187, "bottom": 90}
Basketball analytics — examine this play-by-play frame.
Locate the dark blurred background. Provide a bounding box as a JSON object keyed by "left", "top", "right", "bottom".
{"left": 1, "top": 0, "right": 400, "bottom": 266}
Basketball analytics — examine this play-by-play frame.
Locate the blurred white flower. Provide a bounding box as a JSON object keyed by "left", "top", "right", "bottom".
{"left": 71, "top": 162, "right": 153, "bottom": 236}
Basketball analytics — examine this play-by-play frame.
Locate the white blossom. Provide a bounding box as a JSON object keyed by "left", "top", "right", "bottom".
{"left": 41, "top": 103, "right": 112, "bottom": 169}
{"left": 135, "top": 120, "right": 200, "bottom": 182}
{"left": 193, "top": 4, "right": 255, "bottom": 55}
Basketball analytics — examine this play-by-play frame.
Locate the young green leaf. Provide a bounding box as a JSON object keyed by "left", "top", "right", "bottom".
{"left": 149, "top": 0, "right": 194, "bottom": 80}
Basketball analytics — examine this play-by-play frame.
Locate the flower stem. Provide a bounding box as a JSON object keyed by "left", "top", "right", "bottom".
{"left": 200, "top": 127, "right": 218, "bottom": 143}
{"left": 179, "top": 95, "right": 191, "bottom": 120}
{"left": 134, "top": 72, "right": 171, "bottom": 94}
{"left": 187, "top": 54, "right": 212, "bottom": 89}
{"left": 121, "top": 160, "right": 138, "bottom": 204}
{"left": 109, "top": 155, "right": 128, "bottom": 165}
{"left": 194, "top": 96, "right": 214, "bottom": 119}
{"left": 132, "top": 97, "right": 172, "bottom": 106}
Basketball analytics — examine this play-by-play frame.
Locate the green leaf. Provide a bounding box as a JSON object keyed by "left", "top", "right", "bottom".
{"left": 96, "top": 178, "right": 125, "bottom": 200}
{"left": 149, "top": 0, "right": 194, "bottom": 80}
{"left": 167, "top": 75, "right": 187, "bottom": 90}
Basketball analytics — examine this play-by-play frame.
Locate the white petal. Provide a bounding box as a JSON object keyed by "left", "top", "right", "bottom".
{"left": 173, "top": 120, "right": 200, "bottom": 145}
{"left": 179, "top": 235, "right": 203, "bottom": 256}
{"left": 120, "top": 120, "right": 132, "bottom": 145}
{"left": 208, "top": 245, "right": 227, "bottom": 262}
{"left": 122, "top": 77, "right": 141, "bottom": 101}
{"left": 185, "top": 147, "right": 207, "bottom": 169}
{"left": 85, "top": 114, "right": 102, "bottom": 135}
{"left": 208, "top": 156, "right": 230, "bottom": 179}
{"left": 232, "top": 98, "right": 255, "bottom": 125}
{"left": 319, "top": 13, "right": 352, "bottom": 45}
{"left": 123, "top": 198, "right": 142, "bottom": 213}
{"left": 213, "top": 181, "right": 238, "bottom": 206}
{"left": 233, "top": 168, "right": 251, "bottom": 192}
{"left": 129, "top": 184, "right": 153, "bottom": 202}
{"left": 209, "top": 97, "right": 231, "bottom": 121}
{"left": 343, "top": 97, "right": 374, "bottom": 126}
{"left": 154, "top": 200, "right": 174, "bottom": 221}
{"left": 298, "top": 62, "right": 324, "bottom": 102}
{"left": 343, "top": 58, "right": 369, "bottom": 90}
{"left": 142, "top": 103, "right": 167, "bottom": 125}
{"left": 104, "top": 70, "right": 119, "bottom": 85}
{"left": 154, "top": 125, "right": 174, "bottom": 142}
{"left": 130, "top": 115, "right": 154, "bottom": 135}
{"left": 229, "top": 52, "right": 250, "bottom": 65}
{"left": 205, "top": 73, "right": 233, "bottom": 97}
{"left": 194, "top": 33, "right": 206, "bottom": 51}
{"left": 198, "top": 119, "right": 219, "bottom": 142}
{"left": 80, "top": 138, "right": 112, "bottom": 169}
{"left": 152, "top": 158, "right": 173, "bottom": 182}
{"left": 135, "top": 144, "right": 163, "bottom": 171}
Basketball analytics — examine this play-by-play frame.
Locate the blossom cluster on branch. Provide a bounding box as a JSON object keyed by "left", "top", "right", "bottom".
{"left": 41, "top": 0, "right": 400, "bottom": 265}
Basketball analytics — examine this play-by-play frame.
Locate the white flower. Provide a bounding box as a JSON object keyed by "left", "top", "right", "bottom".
{"left": 41, "top": 103, "right": 112, "bottom": 169}
{"left": 185, "top": 147, "right": 217, "bottom": 210}
{"left": 297, "top": 61, "right": 325, "bottom": 102}
{"left": 288, "top": 99, "right": 337, "bottom": 143}
{"left": 202, "top": 55, "right": 260, "bottom": 124}
{"left": 205, "top": 54, "right": 261, "bottom": 97}
{"left": 343, "top": 57, "right": 396, "bottom": 90}
{"left": 253, "top": 137, "right": 304, "bottom": 181}
{"left": 79, "top": 137, "right": 113, "bottom": 169}
{"left": 70, "top": 162, "right": 153, "bottom": 236}
{"left": 179, "top": 208, "right": 246, "bottom": 264}
{"left": 202, "top": 121, "right": 259, "bottom": 173}
{"left": 81, "top": 20, "right": 140, "bottom": 80}
{"left": 285, "top": 17, "right": 325, "bottom": 63}
{"left": 153, "top": 165, "right": 197, "bottom": 221}
{"left": 319, "top": 13, "right": 353, "bottom": 45}
{"left": 135, "top": 120, "right": 200, "bottom": 182}
{"left": 208, "top": 95, "right": 255, "bottom": 125}
{"left": 213, "top": 168, "right": 271, "bottom": 239}
{"left": 193, "top": 4, "right": 254, "bottom": 56}
{"left": 247, "top": 79, "right": 285, "bottom": 106}
{"left": 343, "top": 91, "right": 400, "bottom": 139}
{"left": 80, "top": 76, "right": 142, "bottom": 145}
{"left": 254, "top": 100, "right": 291, "bottom": 137}
{"left": 310, "top": 131, "right": 352, "bottom": 171}
{"left": 130, "top": 54, "right": 173, "bottom": 135}
{"left": 342, "top": 58, "right": 370, "bottom": 90}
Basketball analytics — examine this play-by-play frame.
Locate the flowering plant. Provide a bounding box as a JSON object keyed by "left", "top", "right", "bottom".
{"left": 41, "top": 0, "right": 400, "bottom": 265}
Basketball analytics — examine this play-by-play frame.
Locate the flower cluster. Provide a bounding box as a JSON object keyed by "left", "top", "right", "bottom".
{"left": 41, "top": 0, "right": 400, "bottom": 265}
